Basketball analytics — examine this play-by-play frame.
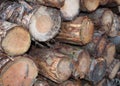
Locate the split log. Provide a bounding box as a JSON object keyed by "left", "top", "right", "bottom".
{"left": 0, "top": 20, "right": 31, "bottom": 56}
{"left": 28, "top": 46, "right": 72, "bottom": 83}
{"left": 80, "top": 0, "right": 100, "bottom": 12}
{"left": 54, "top": 43, "right": 91, "bottom": 79}
{"left": 107, "top": 59, "right": 120, "bottom": 79}
{"left": 60, "top": 0, "right": 80, "bottom": 20}
{"left": 56, "top": 16, "right": 94, "bottom": 45}
{"left": 53, "top": 44, "right": 106, "bottom": 83}
{"left": 88, "top": 8, "right": 120, "bottom": 37}
{"left": 59, "top": 80, "right": 82, "bottom": 86}
{"left": 25, "top": 0, "right": 65, "bottom": 8}
{"left": 0, "top": 1, "right": 61, "bottom": 42}
{"left": 0, "top": 52, "right": 38, "bottom": 86}
{"left": 85, "top": 32, "right": 107, "bottom": 57}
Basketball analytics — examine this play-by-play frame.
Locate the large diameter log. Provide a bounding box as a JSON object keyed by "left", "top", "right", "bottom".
{"left": 85, "top": 32, "right": 107, "bottom": 57}
{"left": 0, "top": 53, "right": 38, "bottom": 86}
{"left": 86, "top": 58, "right": 106, "bottom": 83}
{"left": 25, "top": 0, "right": 65, "bottom": 8}
{"left": 0, "top": 1, "right": 61, "bottom": 42}
{"left": 107, "top": 59, "right": 120, "bottom": 79}
{"left": 54, "top": 44, "right": 91, "bottom": 79}
{"left": 60, "top": 0, "right": 80, "bottom": 20}
{"left": 0, "top": 20, "right": 31, "bottom": 56}
{"left": 56, "top": 16, "right": 94, "bottom": 45}
{"left": 29, "top": 47, "right": 72, "bottom": 83}
{"left": 80, "top": 0, "right": 100, "bottom": 12}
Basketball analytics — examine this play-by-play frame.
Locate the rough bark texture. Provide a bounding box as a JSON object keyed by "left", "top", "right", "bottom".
{"left": 26, "top": 0, "right": 65, "bottom": 8}
{"left": 53, "top": 43, "right": 91, "bottom": 79}
{"left": 85, "top": 32, "right": 107, "bottom": 58}
{"left": 0, "top": 52, "right": 38, "bottom": 86}
{"left": 0, "top": 20, "right": 31, "bottom": 56}
{"left": 88, "top": 8, "right": 120, "bottom": 37}
{"left": 28, "top": 46, "right": 72, "bottom": 83}
{"left": 59, "top": 80, "right": 82, "bottom": 86}
{"left": 0, "top": 1, "right": 61, "bottom": 42}
{"left": 56, "top": 16, "right": 94, "bottom": 45}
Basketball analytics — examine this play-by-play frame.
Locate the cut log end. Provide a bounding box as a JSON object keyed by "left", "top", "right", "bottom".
{"left": 29, "top": 6, "right": 61, "bottom": 42}
{"left": 88, "top": 58, "right": 106, "bottom": 83}
{"left": 60, "top": 0, "right": 80, "bottom": 20}
{"left": 1, "top": 26, "right": 31, "bottom": 56}
{"left": 1, "top": 56, "right": 38, "bottom": 86}
{"left": 57, "top": 58, "right": 72, "bottom": 82}
{"left": 81, "top": 0, "right": 100, "bottom": 11}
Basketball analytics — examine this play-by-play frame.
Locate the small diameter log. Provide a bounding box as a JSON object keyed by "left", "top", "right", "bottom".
{"left": 107, "top": 59, "right": 120, "bottom": 79}
{"left": 53, "top": 44, "right": 106, "bottom": 83}
{"left": 0, "top": 1, "right": 61, "bottom": 42}
{"left": 33, "top": 79, "right": 50, "bottom": 86}
{"left": 100, "top": 0, "right": 109, "bottom": 5}
{"left": 0, "top": 20, "right": 31, "bottom": 56}
{"left": 59, "top": 80, "right": 82, "bottom": 86}
{"left": 25, "top": 0, "right": 65, "bottom": 8}
{"left": 85, "top": 32, "right": 107, "bottom": 57}
{"left": 0, "top": 53, "right": 38, "bottom": 86}
{"left": 29, "top": 46, "right": 72, "bottom": 83}
{"left": 80, "top": 0, "right": 100, "bottom": 12}
{"left": 109, "top": 36, "right": 120, "bottom": 53}
{"left": 88, "top": 8, "right": 120, "bottom": 37}
{"left": 56, "top": 16, "right": 94, "bottom": 45}
{"left": 54, "top": 44, "right": 91, "bottom": 79}
{"left": 97, "top": 79, "right": 112, "bottom": 86}
{"left": 86, "top": 58, "right": 106, "bottom": 83}
{"left": 60, "top": 0, "right": 80, "bottom": 20}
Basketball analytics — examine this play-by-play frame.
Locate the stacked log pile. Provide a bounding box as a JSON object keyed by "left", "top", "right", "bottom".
{"left": 0, "top": 0, "right": 119, "bottom": 86}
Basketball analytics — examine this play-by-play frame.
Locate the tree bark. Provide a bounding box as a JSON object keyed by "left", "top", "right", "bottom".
{"left": 88, "top": 8, "right": 120, "bottom": 37}
{"left": 53, "top": 43, "right": 106, "bottom": 83}
{"left": 0, "top": 52, "right": 38, "bottom": 86}
{"left": 85, "top": 32, "right": 107, "bottom": 57}
{"left": 25, "top": 0, "right": 65, "bottom": 8}
{"left": 56, "top": 16, "right": 94, "bottom": 45}
{"left": 53, "top": 43, "right": 91, "bottom": 79}
{"left": 107, "top": 59, "right": 120, "bottom": 79}
{"left": 28, "top": 46, "right": 72, "bottom": 83}
{"left": 0, "top": 20, "right": 31, "bottom": 56}
{"left": 59, "top": 80, "right": 82, "bottom": 86}
{"left": 0, "top": 1, "right": 61, "bottom": 42}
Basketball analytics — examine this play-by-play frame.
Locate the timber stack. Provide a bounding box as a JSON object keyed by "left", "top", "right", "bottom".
{"left": 0, "top": 0, "right": 119, "bottom": 86}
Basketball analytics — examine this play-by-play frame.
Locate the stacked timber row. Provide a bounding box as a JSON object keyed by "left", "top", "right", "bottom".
{"left": 0, "top": 1, "right": 61, "bottom": 42}
{"left": 0, "top": 0, "right": 119, "bottom": 86}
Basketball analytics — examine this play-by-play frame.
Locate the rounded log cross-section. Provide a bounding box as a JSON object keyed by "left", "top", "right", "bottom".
{"left": 80, "top": 0, "right": 100, "bottom": 12}
{"left": 26, "top": 0, "right": 65, "bottom": 8}
{"left": 60, "top": 0, "right": 80, "bottom": 20}
{"left": 0, "top": 53, "right": 38, "bottom": 86}
{"left": 85, "top": 32, "right": 107, "bottom": 57}
{"left": 0, "top": 1, "right": 61, "bottom": 42}
{"left": 54, "top": 44, "right": 91, "bottom": 79}
{"left": 56, "top": 16, "right": 94, "bottom": 45}
{"left": 0, "top": 20, "right": 31, "bottom": 56}
{"left": 29, "top": 46, "right": 72, "bottom": 83}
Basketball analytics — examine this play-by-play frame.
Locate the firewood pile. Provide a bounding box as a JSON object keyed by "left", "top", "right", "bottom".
{"left": 0, "top": 0, "right": 120, "bottom": 86}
